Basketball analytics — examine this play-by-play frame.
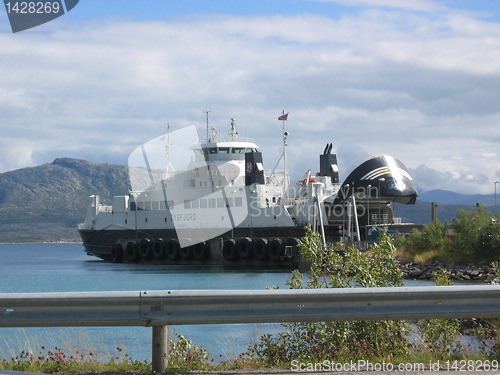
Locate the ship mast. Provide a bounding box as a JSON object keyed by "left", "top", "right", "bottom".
{"left": 269, "top": 110, "right": 290, "bottom": 193}
{"left": 229, "top": 118, "right": 238, "bottom": 139}
{"left": 203, "top": 107, "right": 212, "bottom": 141}
{"left": 165, "top": 123, "right": 174, "bottom": 179}
{"left": 280, "top": 110, "right": 289, "bottom": 192}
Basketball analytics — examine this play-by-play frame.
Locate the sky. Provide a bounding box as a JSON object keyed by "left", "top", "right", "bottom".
{"left": 1, "top": 0, "right": 500, "bottom": 195}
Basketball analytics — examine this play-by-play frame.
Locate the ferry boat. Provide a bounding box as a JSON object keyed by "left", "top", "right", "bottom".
{"left": 78, "top": 113, "right": 417, "bottom": 265}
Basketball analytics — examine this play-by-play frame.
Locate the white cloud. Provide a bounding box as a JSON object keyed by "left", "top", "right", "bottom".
{"left": 312, "top": 0, "right": 445, "bottom": 12}
{"left": 1, "top": 4, "right": 499, "bottom": 195}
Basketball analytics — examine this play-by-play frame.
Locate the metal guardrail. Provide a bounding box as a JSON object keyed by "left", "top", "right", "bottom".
{"left": 2, "top": 285, "right": 500, "bottom": 370}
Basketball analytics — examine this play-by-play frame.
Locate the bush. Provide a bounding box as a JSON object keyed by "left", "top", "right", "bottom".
{"left": 167, "top": 333, "right": 212, "bottom": 371}
{"left": 250, "top": 227, "right": 411, "bottom": 365}
{"left": 450, "top": 206, "right": 500, "bottom": 260}
{"left": 401, "top": 220, "right": 450, "bottom": 255}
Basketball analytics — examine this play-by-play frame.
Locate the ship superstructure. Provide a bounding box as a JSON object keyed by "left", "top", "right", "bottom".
{"left": 78, "top": 114, "right": 417, "bottom": 265}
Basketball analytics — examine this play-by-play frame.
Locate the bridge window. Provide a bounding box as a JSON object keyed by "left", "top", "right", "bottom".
{"left": 200, "top": 199, "right": 207, "bottom": 208}
{"left": 209, "top": 198, "right": 216, "bottom": 208}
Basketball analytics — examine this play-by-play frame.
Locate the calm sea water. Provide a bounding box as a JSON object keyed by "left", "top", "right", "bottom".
{"left": 0, "top": 243, "right": 296, "bottom": 362}
{"left": 0, "top": 243, "right": 438, "bottom": 363}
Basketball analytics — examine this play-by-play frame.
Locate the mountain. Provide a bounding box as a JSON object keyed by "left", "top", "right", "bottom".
{"left": 393, "top": 200, "right": 479, "bottom": 225}
{"left": 0, "top": 158, "right": 130, "bottom": 242}
{"left": 392, "top": 188, "right": 498, "bottom": 225}
{"left": 418, "top": 189, "right": 497, "bottom": 207}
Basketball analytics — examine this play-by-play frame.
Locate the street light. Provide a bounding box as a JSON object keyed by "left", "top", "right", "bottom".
{"left": 367, "top": 184, "right": 371, "bottom": 226}
{"left": 378, "top": 178, "right": 385, "bottom": 224}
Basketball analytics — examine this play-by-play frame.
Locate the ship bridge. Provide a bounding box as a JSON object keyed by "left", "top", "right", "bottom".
{"left": 191, "top": 141, "right": 259, "bottom": 162}
{"left": 191, "top": 117, "right": 259, "bottom": 162}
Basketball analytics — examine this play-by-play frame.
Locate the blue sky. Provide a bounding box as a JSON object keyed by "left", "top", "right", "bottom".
{"left": 59, "top": 0, "right": 500, "bottom": 20}
{"left": 1, "top": 0, "right": 500, "bottom": 195}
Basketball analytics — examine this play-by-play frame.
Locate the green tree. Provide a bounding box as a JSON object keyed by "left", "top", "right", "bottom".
{"left": 450, "top": 206, "right": 500, "bottom": 260}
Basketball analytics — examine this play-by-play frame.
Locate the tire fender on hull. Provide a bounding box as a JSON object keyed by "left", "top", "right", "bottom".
{"left": 193, "top": 242, "right": 210, "bottom": 261}
{"left": 165, "top": 239, "right": 180, "bottom": 261}
{"left": 152, "top": 239, "right": 166, "bottom": 260}
{"left": 237, "top": 237, "right": 253, "bottom": 260}
{"left": 139, "top": 238, "right": 153, "bottom": 260}
{"left": 222, "top": 239, "right": 238, "bottom": 261}
{"left": 111, "top": 243, "right": 123, "bottom": 263}
{"left": 253, "top": 238, "right": 268, "bottom": 261}
{"left": 124, "top": 241, "right": 140, "bottom": 263}
{"left": 179, "top": 239, "right": 193, "bottom": 259}
{"left": 268, "top": 238, "right": 284, "bottom": 261}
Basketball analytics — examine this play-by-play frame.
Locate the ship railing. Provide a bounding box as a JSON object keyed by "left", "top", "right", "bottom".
{"left": 2, "top": 286, "right": 500, "bottom": 372}
{"left": 198, "top": 135, "right": 254, "bottom": 144}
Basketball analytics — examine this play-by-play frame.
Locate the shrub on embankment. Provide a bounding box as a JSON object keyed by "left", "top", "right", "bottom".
{"left": 397, "top": 205, "right": 500, "bottom": 264}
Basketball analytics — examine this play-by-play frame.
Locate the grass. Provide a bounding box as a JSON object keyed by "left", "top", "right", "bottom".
{"left": 4, "top": 345, "right": 494, "bottom": 374}
{"left": 2, "top": 321, "right": 500, "bottom": 373}
{"left": 0, "top": 345, "right": 150, "bottom": 373}
{"left": 412, "top": 249, "right": 442, "bottom": 264}
{"left": 394, "top": 246, "right": 484, "bottom": 265}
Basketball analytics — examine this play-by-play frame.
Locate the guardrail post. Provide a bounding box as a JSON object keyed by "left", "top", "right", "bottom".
{"left": 152, "top": 325, "right": 168, "bottom": 372}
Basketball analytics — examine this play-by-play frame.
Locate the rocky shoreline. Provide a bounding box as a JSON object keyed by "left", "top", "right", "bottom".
{"left": 398, "top": 260, "right": 500, "bottom": 283}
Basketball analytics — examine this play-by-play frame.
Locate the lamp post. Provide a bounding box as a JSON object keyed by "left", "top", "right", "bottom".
{"left": 367, "top": 184, "right": 371, "bottom": 226}
{"left": 378, "top": 178, "right": 385, "bottom": 224}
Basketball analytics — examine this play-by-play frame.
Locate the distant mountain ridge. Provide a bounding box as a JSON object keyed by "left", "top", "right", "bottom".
{"left": 0, "top": 158, "right": 494, "bottom": 242}
{"left": 0, "top": 158, "right": 131, "bottom": 242}
{"left": 418, "top": 189, "right": 497, "bottom": 207}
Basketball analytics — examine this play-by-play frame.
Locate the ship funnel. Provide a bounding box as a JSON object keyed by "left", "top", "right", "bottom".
{"left": 319, "top": 143, "right": 339, "bottom": 183}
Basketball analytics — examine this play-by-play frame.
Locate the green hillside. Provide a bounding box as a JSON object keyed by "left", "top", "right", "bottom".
{"left": 0, "top": 158, "right": 130, "bottom": 242}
